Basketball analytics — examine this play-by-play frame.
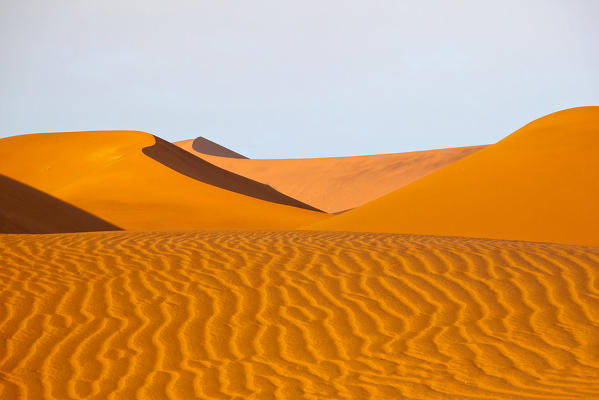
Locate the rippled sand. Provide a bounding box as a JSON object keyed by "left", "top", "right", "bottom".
{"left": 2, "top": 230, "right": 598, "bottom": 399}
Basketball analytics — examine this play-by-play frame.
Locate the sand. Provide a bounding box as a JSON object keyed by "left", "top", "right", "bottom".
{"left": 1, "top": 230, "right": 598, "bottom": 399}
{"left": 0, "top": 174, "right": 118, "bottom": 234}
{"left": 308, "top": 107, "right": 599, "bottom": 246}
{"left": 1, "top": 107, "right": 598, "bottom": 399}
{"left": 175, "top": 142, "right": 487, "bottom": 213}
{"left": 175, "top": 137, "right": 248, "bottom": 158}
{"left": 0, "top": 131, "right": 326, "bottom": 232}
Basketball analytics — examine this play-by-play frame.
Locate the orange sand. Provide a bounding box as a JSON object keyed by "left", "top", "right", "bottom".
{"left": 308, "top": 107, "right": 599, "bottom": 246}
{"left": 2, "top": 108, "right": 598, "bottom": 400}
{"left": 175, "top": 140, "right": 486, "bottom": 213}
{"left": 0, "top": 131, "right": 327, "bottom": 231}
{"left": 1, "top": 230, "right": 599, "bottom": 399}
{"left": 0, "top": 174, "right": 118, "bottom": 233}
{"left": 176, "top": 137, "right": 247, "bottom": 158}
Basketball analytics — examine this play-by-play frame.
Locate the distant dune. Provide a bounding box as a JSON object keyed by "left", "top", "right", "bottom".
{"left": 175, "top": 141, "right": 487, "bottom": 213}
{"left": 308, "top": 107, "right": 599, "bottom": 246}
{"left": 175, "top": 137, "right": 247, "bottom": 158}
{"left": 1, "top": 230, "right": 598, "bottom": 399}
{"left": 0, "top": 131, "right": 326, "bottom": 231}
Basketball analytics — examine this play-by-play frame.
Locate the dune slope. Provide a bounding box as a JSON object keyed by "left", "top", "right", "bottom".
{"left": 0, "top": 131, "right": 326, "bottom": 231}
{"left": 175, "top": 137, "right": 247, "bottom": 158}
{"left": 308, "top": 107, "right": 599, "bottom": 246}
{"left": 0, "top": 174, "right": 119, "bottom": 233}
{"left": 142, "top": 136, "right": 320, "bottom": 211}
{"left": 1, "top": 230, "right": 599, "bottom": 399}
{"left": 175, "top": 142, "right": 487, "bottom": 213}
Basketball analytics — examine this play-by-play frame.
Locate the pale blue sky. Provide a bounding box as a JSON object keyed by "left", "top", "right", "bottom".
{"left": 1, "top": 1, "right": 598, "bottom": 158}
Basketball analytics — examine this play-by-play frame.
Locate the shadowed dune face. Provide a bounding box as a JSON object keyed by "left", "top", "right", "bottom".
{"left": 0, "top": 131, "right": 327, "bottom": 230}
{"left": 0, "top": 175, "right": 119, "bottom": 233}
{"left": 308, "top": 107, "right": 599, "bottom": 246}
{"left": 175, "top": 143, "right": 487, "bottom": 213}
{"left": 175, "top": 137, "right": 248, "bottom": 158}
{"left": 143, "top": 137, "right": 321, "bottom": 211}
{"left": 1, "top": 230, "right": 599, "bottom": 399}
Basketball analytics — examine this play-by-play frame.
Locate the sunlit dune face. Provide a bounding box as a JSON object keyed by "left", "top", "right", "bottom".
{"left": 175, "top": 141, "right": 487, "bottom": 213}
{"left": 1, "top": 230, "right": 598, "bottom": 399}
{"left": 0, "top": 174, "right": 120, "bottom": 233}
{"left": 308, "top": 106, "right": 599, "bottom": 247}
{"left": 0, "top": 131, "right": 328, "bottom": 232}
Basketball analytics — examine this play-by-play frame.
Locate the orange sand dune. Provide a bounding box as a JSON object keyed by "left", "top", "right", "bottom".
{"left": 175, "top": 137, "right": 247, "bottom": 158}
{"left": 175, "top": 140, "right": 487, "bottom": 213}
{"left": 308, "top": 107, "right": 599, "bottom": 246}
{"left": 1, "top": 230, "right": 599, "bottom": 399}
{"left": 0, "top": 131, "right": 326, "bottom": 231}
{"left": 0, "top": 174, "right": 119, "bottom": 233}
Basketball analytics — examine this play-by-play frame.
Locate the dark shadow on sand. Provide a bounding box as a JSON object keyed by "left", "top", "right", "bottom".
{"left": 191, "top": 137, "right": 248, "bottom": 158}
{"left": 143, "top": 137, "right": 323, "bottom": 212}
{"left": 0, "top": 175, "right": 121, "bottom": 234}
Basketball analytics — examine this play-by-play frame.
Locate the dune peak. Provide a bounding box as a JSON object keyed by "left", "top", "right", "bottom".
{"left": 175, "top": 137, "right": 247, "bottom": 158}
{"left": 307, "top": 106, "right": 599, "bottom": 247}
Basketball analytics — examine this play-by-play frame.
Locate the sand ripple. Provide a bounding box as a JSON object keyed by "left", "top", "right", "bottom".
{"left": 1, "top": 231, "right": 599, "bottom": 399}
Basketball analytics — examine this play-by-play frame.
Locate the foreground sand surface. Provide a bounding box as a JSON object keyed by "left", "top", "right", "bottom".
{"left": 175, "top": 140, "right": 486, "bottom": 213}
{"left": 2, "top": 230, "right": 599, "bottom": 399}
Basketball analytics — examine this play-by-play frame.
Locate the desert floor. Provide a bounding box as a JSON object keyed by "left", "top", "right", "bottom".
{"left": 1, "top": 230, "right": 599, "bottom": 399}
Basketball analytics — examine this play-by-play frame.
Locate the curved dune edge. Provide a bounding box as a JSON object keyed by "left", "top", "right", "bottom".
{"left": 1, "top": 230, "right": 599, "bottom": 399}
{"left": 0, "top": 174, "right": 120, "bottom": 233}
{"left": 175, "top": 137, "right": 248, "bottom": 158}
{"left": 174, "top": 142, "right": 488, "bottom": 213}
{"left": 142, "top": 136, "right": 321, "bottom": 212}
{"left": 306, "top": 107, "right": 599, "bottom": 247}
{"left": 0, "top": 131, "right": 327, "bottom": 231}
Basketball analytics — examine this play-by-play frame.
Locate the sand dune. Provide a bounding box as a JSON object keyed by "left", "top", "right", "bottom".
{"left": 0, "top": 131, "right": 326, "bottom": 231}
{"left": 308, "top": 107, "right": 599, "bottom": 246}
{"left": 2, "top": 108, "right": 597, "bottom": 400}
{"left": 175, "top": 142, "right": 487, "bottom": 213}
{"left": 142, "top": 136, "right": 320, "bottom": 212}
{"left": 1, "top": 230, "right": 599, "bottom": 399}
{"left": 0, "top": 174, "right": 119, "bottom": 233}
{"left": 175, "top": 137, "right": 247, "bottom": 158}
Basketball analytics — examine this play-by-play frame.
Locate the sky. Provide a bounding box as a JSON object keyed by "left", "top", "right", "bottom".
{"left": 1, "top": 1, "right": 598, "bottom": 158}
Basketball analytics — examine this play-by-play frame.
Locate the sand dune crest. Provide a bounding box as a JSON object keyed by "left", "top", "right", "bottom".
{"left": 175, "top": 137, "right": 247, "bottom": 158}
{"left": 143, "top": 136, "right": 320, "bottom": 211}
{"left": 0, "top": 131, "right": 326, "bottom": 231}
{"left": 308, "top": 106, "right": 599, "bottom": 246}
{"left": 175, "top": 142, "right": 487, "bottom": 213}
